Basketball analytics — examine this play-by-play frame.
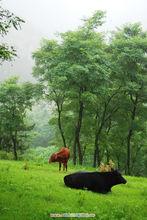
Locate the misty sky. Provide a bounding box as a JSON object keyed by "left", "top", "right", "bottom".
{"left": 1, "top": 0, "right": 147, "bottom": 81}
{"left": 2, "top": 0, "right": 147, "bottom": 36}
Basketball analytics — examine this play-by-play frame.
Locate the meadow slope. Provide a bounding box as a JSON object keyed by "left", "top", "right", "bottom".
{"left": 0, "top": 160, "right": 147, "bottom": 220}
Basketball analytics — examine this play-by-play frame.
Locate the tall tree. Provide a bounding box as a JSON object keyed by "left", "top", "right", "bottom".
{"left": 33, "top": 40, "right": 68, "bottom": 147}
{"left": 60, "top": 11, "right": 108, "bottom": 165}
{"left": 110, "top": 23, "right": 147, "bottom": 174}
{"left": 33, "top": 11, "right": 109, "bottom": 165}
{"left": 0, "top": 77, "right": 39, "bottom": 159}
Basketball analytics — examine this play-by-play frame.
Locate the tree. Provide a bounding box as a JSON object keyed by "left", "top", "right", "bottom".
{"left": 33, "top": 12, "right": 147, "bottom": 175}
{"left": 0, "top": 2, "right": 24, "bottom": 63}
{"left": 33, "top": 11, "right": 110, "bottom": 165}
{"left": 0, "top": 77, "right": 40, "bottom": 159}
{"left": 33, "top": 39, "right": 68, "bottom": 147}
{"left": 110, "top": 23, "right": 147, "bottom": 174}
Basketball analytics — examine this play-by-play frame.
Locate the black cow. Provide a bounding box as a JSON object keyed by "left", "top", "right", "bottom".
{"left": 64, "top": 170, "right": 127, "bottom": 194}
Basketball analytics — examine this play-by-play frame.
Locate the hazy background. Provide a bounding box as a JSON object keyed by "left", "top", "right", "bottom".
{"left": 0, "top": 0, "right": 147, "bottom": 81}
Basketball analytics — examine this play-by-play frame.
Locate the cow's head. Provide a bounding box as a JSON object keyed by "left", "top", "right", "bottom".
{"left": 112, "top": 170, "right": 127, "bottom": 185}
{"left": 49, "top": 153, "right": 58, "bottom": 163}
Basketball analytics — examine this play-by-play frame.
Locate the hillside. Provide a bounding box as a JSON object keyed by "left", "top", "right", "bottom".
{"left": 0, "top": 160, "right": 147, "bottom": 220}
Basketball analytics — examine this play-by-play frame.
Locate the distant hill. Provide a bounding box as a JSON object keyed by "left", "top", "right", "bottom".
{"left": 0, "top": 22, "right": 44, "bottom": 82}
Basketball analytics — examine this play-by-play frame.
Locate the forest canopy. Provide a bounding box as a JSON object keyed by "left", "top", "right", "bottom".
{"left": 32, "top": 11, "right": 147, "bottom": 176}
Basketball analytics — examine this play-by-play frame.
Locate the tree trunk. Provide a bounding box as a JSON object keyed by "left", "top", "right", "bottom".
{"left": 93, "top": 90, "right": 120, "bottom": 168}
{"left": 93, "top": 112, "right": 105, "bottom": 167}
{"left": 126, "top": 128, "right": 132, "bottom": 175}
{"left": 77, "top": 136, "right": 83, "bottom": 165}
{"left": 12, "top": 132, "right": 18, "bottom": 160}
{"left": 106, "top": 148, "right": 110, "bottom": 164}
{"left": 126, "top": 94, "right": 138, "bottom": 175}
{"left": 73, "top": 138, "right": 77, "bottom": 165}
{"left": 73, "top": 90, "right": 84, "bottom": 165}
{"left": 93, "top": 131, "right": 100, "bottom": 167}
{"left": 57, "top": 102, "right": 67, "bottom": 147}
{"left": 117, "top": 156, "right": 120, "bottom": 170}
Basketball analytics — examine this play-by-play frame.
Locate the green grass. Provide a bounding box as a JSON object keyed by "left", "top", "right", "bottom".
{"left": 0, "top": 160, "right": 147, "bottom": 220}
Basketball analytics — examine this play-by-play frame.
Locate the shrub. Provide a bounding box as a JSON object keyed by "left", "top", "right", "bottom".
{"left": 0, "top": 150, "right": 14, "bottom": 160}
{"left": 99, "top": 160, "right": 115, "bottom": 172}
{"left": 21, "top": 146, "right": 58, "bottom": 163}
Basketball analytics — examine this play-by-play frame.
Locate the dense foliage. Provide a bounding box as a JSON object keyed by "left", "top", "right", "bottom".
{"left": 0, "top": 77, "right": 41, "bottom": 160}
{"left": 0, "top": 10, "right": 146, "bottom": 176}
{"left": 32, "top": 11, "right": 147, "bottom": 176}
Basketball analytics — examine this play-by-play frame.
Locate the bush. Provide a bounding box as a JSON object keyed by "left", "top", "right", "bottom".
{"left": 0, "top": 151, "right": 14, "bottom": 160}
{"left": 99, "top": 160, "right": 115, "bottom": 172}
{"left": 20, "top": 146, "right": 58, "bottom": 163}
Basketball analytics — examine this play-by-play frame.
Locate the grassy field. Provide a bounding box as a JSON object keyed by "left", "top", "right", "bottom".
{"left": 0, "top": 160, "right": 147, "bottom": 220}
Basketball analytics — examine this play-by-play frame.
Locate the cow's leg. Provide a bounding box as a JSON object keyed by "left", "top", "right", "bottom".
{"left": 63, "top": 162, "right": 67, "bottom": 171}
{"left": 63, "top": 163, "right": 65, "bottom": 171}
{"left": 59, "top": 162, "right": 61, "bottom": 171}
{"left": 65, "top": 163, "right": 67, "bottom": 171}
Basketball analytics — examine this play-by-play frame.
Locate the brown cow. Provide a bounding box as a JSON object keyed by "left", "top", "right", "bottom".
{"left": 49, "top": 147, "right": 70, "bottom": 171}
